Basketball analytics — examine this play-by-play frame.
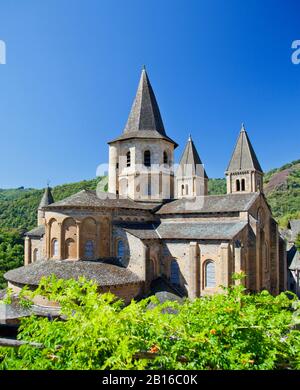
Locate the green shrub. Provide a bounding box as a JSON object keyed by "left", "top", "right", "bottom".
{"left": 0, "top": 275, "right": 299, "bottom": 370}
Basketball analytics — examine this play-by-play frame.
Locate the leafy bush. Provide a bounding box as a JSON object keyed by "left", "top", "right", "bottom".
{"left": 0, "top": 275, "right": 299, "bottom": 370}
{"left": 0, "top": 228, "right": 24, "bottom": 289}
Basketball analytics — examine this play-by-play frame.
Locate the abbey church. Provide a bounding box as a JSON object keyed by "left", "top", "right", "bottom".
{"left": 5, "top": 69, "right": 287, "bottom": 302}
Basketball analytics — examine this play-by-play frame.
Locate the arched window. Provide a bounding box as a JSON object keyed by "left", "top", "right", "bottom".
{"left": 84, "top": 240, "right": 94, "bottom": 259}
{"left": 52, "top": 239, "right": 58, "bottom": 258}
{"left": 33, "top": 248, "right": 38, "bottom": 262}
{"left": 205, "top": 261, "right": 216, "bottom": 288}
{"left": 117, "top": 240, "right": 125, "bottom": 260}
{"left": 144, "top": 150, "right": 151, "bottom": 167}
{"left": 181, "top": 184, "right": 184, "bottom": 196}
{"left": 170, "top": 260, "right": 180, "bottom": 285}
{"left": 185, "top": 184, "right": 189, "bottom": 195}
{"left": 236, "top": 179, "right": 240, "bottom": 192}
{"left": 126, "top": 151, "right": 131, "bottom": 167}
{"left": 241, "top": 179, "right": 245, "bottom": 191}
{"left": 163, "top": 151, "right": 168, "bottom": 165}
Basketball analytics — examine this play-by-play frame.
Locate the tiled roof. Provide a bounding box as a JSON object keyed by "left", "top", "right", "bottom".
{"left": 44, "top": 190, "right": 162, "bottom": 211}
{"left": 4, "top": 260, "right": 142, "bottom": 287}
{"left": 108, "top": 69, "right": 177, "bottom": 147}
{"left": 156, "top": 221, "right": 248, "bottom": 240}
{"left": 25, "top": 225, "right": 45, "bottom": 238}
{"left": 156, "top": 193, "right": 258, "bottom": 214}
{"left": 177, "top": 136, "right": 208, "bottom": 178}
{"left": 226, "top": 125, "right": 263, "bottom": 173}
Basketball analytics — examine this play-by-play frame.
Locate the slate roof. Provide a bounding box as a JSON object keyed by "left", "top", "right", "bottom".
{"left": 25, "top": 225, "right": 45, "bottom": 238}
{"left": 108, "top": 69, "right": 178, "bottom": 147}
{"left": 114, "top": 222, "right": 159, "bottom": 240}
{"left": 114, "top": 220, "right": 247, "bottom": 240}
{"left": 156, "top": 193, "right": 259, "bottom": 214}
{"left": 177, "top": 136, "right": 208, "bottom": 178}
{"left": 156, "top": 221, "right": 248, "bottom": 240}
{"left": 38, "top": 187, "right": 54, "bottom": 209}
{"left": 4, "top": 260, "right": 142, "bottom": 287}
{"left": 289, "top": 249, "right": 300, "bottom": 271}
{"left": 44, "top": 189, "right": 161, "bottom": 211}
{"left": 226, "top": 124, "right": 263, "bottom": 173}
{"left": 288, "top": 219, "right": 300, "bottom": 242}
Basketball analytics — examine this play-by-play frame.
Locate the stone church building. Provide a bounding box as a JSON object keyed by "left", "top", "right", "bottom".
{"left": 5, "top": 69, "right": 287, "bottom": 302}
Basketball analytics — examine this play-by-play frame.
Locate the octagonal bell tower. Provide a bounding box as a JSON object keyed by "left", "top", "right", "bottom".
{"left": 108, "top": 68, "right": 178, "bottom": 201}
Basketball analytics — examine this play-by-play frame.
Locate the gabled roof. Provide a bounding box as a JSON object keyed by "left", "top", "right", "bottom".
{"left": 38, "top": 186, "right": 54, "bottom": 209}
{"left": 288, "top": 219, "right": 300, "bottom": 241}
{"left": 156, "top": 221, "right": 248, "bottom": 240}
{"left": 108, "top": 68, "right": 177, "bottom": 147}
{"left": 114, "top": 220, "right": 248, "bottom": 240}
{"left": 177, "top": 135, "right": 208, "bottom": 178}
{"left": 156, "top": 192, "right": 259, "bottom": 214}
{"left": 43, "top": 189, "right": 161, "bottom": 211}
{"left": 226, "top": 124, "right": 263, "bottom": 173}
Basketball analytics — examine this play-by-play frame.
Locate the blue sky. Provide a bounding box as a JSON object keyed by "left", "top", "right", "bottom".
{"left": 0, "top": 0, "right": 299, "bottom": 188}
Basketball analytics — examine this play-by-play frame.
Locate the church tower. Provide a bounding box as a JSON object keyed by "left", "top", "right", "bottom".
{"left": 37, "top": 186, "right": 54, "bottom": 225}
{"left": 226, "top": 124, "right": 263, "bottom": 194}
{"left": 108, "top": 68, "right": 178, "bottom": 201}
{"left": 176, "top": 135, "right": 208, "bottom": 198}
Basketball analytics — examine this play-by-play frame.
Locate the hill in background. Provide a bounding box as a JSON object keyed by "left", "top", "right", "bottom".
{"left": 0, "top": 159, "right": 299, "bottom": 232}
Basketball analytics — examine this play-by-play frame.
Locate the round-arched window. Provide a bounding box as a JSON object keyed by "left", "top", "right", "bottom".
{"left": 205, "top": 261, "right": 216, "bottom": 288}
{"left": 144, "top": 150, "right": 151, "bottom": 167}
{"left": 126, "top": 151, "right": 131, "bottom": 167}
{"left": 117, "top": 240, "right": 125, "bottom": 260}
{"left": 163, "top": 151, "right": 168, "bottom": 165}
{"left": 84, "top": 240, "right": 94, "bottom": 259}
{"left": 170, "top": 260, "right": 180, "bottom": 285}
{"left": 52, "top": 239, "right": 58, "bottom": 258}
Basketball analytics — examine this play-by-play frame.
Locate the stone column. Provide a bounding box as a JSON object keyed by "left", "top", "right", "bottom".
{"left": 45, "top": 223, "right": 51, "bottom": 259}
{"left": 58, "top": 222, "right": 63, "bottom": 260}
{"left": 76, "top": 221, "right": 82, "bottom": 260}
{"left": 24, "top": 237, "right": 31, "bottom": 266}
{"left": 189, "top": 242, "right": 200, "bottom": 299}
{"left": 234, "top": 245, "right": 242, "bottom": 285}
{"left": 255, "top": 224, "right": 261, "bottom": 291}
{"left": 108, "top": 145, "right": 118, "bottom": 194}
{"left": 220, "top": 242, "right": 230, "bottom": 287}
{"left": 96, "top": 220, "right": 101, "bottom": 258}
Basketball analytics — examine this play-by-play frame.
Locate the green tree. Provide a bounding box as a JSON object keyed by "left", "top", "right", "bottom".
{"left": 0, "top": 275, "right": 299, "bottom": 370}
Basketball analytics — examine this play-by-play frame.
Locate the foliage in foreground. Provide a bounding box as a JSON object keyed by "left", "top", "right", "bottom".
{"left": 0, "top": 228, "right": 24, "bottom": 289}
{"left": 0, "top": 275, "right": 300, "bottom": 370}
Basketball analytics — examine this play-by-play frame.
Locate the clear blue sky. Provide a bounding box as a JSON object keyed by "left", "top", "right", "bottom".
{"left": 0, "top": 0, "right": 299, "bottom": 188}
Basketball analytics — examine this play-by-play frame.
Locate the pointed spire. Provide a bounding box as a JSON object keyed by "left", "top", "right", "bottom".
{"left": 227, "top": 125, "right": 263, "bottom": 173}
{"left": 178, "top": 135, "right": 208, "bottom": 178}
{"left": 124, "top": 68, "right": 166, "bottom": 135}
{"left": 38, "top": 186, "right": 54, "bottom": 209}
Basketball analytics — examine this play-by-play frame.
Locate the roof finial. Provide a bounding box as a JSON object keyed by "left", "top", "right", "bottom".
{"left": 46, "top": 179, "right": 51, "bottom": 188}
{"left": 241, "top": 122, "right": 246, "bottom": 132}
{"left": 188, "top": 133, "right": 192, "bottom": 141}
{"left": 142, "top": 64, "right": 146, "bottom": 71}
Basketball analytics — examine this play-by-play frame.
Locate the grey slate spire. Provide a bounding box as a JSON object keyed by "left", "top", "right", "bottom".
{"left": 124, "top": 68, "right": 166, "bottom": 135}
{"left": 108, "top": 68, "right": 177, "bottom": 147}
{"left": 38, "top": 186, "right": 54, "bottom": 209}
{"left": 227, "top": 124, "right": 263, "bottom": 173}
{"left": 178, "top": 135, "right": 208, "bottom": 178}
